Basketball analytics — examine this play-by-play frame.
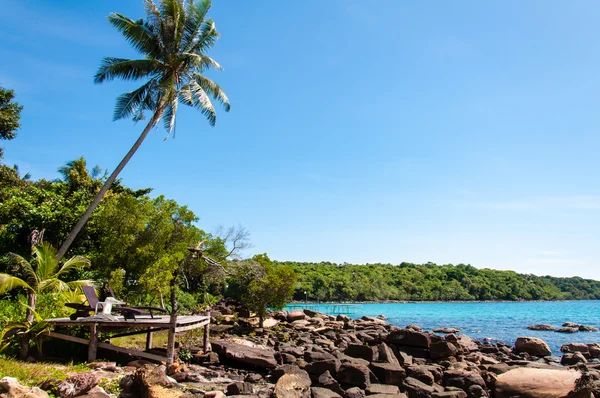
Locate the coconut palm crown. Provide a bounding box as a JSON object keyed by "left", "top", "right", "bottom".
{"left": 95, "top": 0, "right": 230, "bottom": 132}
{"left": 0, "top": 243, "right": 92, "bottom": 297}
{"left": 56, "top": 0, "right": 230, "bottom": 261}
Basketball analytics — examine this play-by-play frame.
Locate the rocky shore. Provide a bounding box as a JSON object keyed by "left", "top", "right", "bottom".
{"left": 3, "top": 305, "right": 600, "bottom": 398}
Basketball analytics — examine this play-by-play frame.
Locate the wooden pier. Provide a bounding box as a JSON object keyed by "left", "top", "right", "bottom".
{"left": 286, "top": 303, "right": 363, "bottom": 315}
{"left": 46, "top": 315, "right": 210, "bottom": 363}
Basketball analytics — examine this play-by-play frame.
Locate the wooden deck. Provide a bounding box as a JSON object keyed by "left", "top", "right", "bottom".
{"left": 46, "top": 315, "right": 210, "bottom": 363}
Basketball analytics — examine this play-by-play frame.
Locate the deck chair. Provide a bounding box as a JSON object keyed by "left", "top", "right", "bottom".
{"left": 103, "top": 285, "right": 168, "bottom": 319}
{"left": 66, "top": 286, "right": 165, "bottom": 321}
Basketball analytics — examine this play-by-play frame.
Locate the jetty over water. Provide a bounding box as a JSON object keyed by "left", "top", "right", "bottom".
{"left": 286, "top": 303, "right": 363, "bottom": 315}
{"left": 46, "top": 315, "right": 210, "bottom": 362}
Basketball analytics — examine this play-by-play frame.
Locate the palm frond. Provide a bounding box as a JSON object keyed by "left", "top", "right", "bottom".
{"left": 0, "top": 274, "right": 33, "bottom": 294}
{"left": 189, "top": 19, "right": 219, "bottom": 53}
{"left": 107, "top": 13, "right": 164, "bottom": 59}
{"left": 113, "top": 79, "right": 157, "bottom": 121}
{"left": 66, "top": 280, "right": 95, "bottom": 291}
{"left": 94, "top": 58, "right": 162, "bottom": 84}
{"left": 181, "top": 0, "right": 211, "bottom": 51}
{"left": 55, "top": 255, "right": 91, "bottom": 279}
{"left": 181, "top": 80, "right": 216, "bottom": 126}
{"left": 160, "top": 0, "right": 187, "bottom": 53}
{"left": 193, "top": 73, "right": 230, "bottom": 111}
{"left": 33, "top": 243, "right": 59, "bottom": 283}
{"left": 7, "top": 253, "right": 37, "bottom": 287}
{"left": 180, "top": 52, "right": 222, "bottom": 72}
{"left": 38, "top": 279, "right": 71, "bottom": 293}
{"left": 162, "top": 93, "right": 179, "bottom": 136}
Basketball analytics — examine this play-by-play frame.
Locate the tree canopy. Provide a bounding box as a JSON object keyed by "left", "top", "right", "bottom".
{"left": 0, "top": 86, "right": 23, "bottom": 158}
{"left": 282, "top": 261, "right": 600, "bottom": 302}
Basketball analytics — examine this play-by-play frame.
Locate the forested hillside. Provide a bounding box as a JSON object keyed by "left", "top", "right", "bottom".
{"left": 282, "top": 261, "right": 600, "bottom": 302}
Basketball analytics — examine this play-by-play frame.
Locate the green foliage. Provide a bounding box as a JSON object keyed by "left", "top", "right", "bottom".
{"left": 282, "top": 261, "right": 600, "bottom": 302}
{"left": 0, "top": 86, "right": 22, "bottom": 158}
{"left": 107, "top": 269, "right": 125, "bottom": 298}
{"left": 239, "top": 254, "right": 297, "bottom": 322}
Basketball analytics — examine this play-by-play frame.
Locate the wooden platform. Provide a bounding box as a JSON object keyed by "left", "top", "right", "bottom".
{"left": 46, "top": 315, "right": 210, "bottom": 363}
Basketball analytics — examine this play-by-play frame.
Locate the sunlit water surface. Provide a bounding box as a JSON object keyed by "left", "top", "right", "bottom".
{"left": 286, "top": 301, "right": 600, "bottom": 356}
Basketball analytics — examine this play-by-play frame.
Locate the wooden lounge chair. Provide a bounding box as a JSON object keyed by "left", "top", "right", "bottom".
{"left": 66, "top": 286, "right": 167, "bottom": 321}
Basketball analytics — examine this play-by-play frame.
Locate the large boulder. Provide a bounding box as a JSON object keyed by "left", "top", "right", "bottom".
{"left": 274, "top": 372, "right": 311, "bottom": 398}
{"left": 57, "top": 373, "right": 99, "bottom": 398}
{"left": 311, "top": 387, "right": 343, "bottom": 398}
{"left": 336, "top": 363, "right": 371, "bottom": 389}
{"left": 402, "top": 377, "right": 435, "bottom": 398}
{"left": 212, "top": 340, "right": 277, "bottom": 369}
{"left": 376, "top": 343, "right": 400, "bottom": 366}
{"left": 288, "top": 310, "right": 307, "bottom": 322}
{"left": 560, "top": 352, "right": 587, "bottom": 366}
{"left": 514, "top": 337, "right": 551, "bottom": 357}
{"left": 305, "top": 359, "right": 341, "bottom": 376}
{"left": 0, "top": 377, "right": 49, "bottom": 398}
{"left": 387, "top": 329, "right": 431, "bottom": 349}
{"left": 345, "top": 344, "right": 378, "bottom": 361}
{"left": 127, "top": 365, "right": 184, "bottom": 398}
{"left": 527, "top": 324, "right": 556, "bottom": 331}
{"left": 429, "top": 341, "right": 457, "bottom": 360}
{"left": 369, "top": 362, "right": 406, "bottom": 386}
{"left": 495, "top": 367, "right": 585, "bottom": 398}
{"left": 560, "top": 343, "right": 590, "bottom": 354}
{"left": 445, "top": 334, "right": 478, "bottom": 352}
{"left": 316, "top": 371, "right": 344, "bottom": 395}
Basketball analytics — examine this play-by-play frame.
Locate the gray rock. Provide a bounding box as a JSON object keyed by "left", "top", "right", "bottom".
{"left": 57, "top": 372, "right": 99, "bottom": 398}
{"left": 212, "top": 340, "right": 277, "bottom": 369}
{"left": 274, "top": 372, "right": 312, "bottom": 398}
{"left": 387, "top": 329, "right": 431, "bottom": 349}
{"left": 376, "top": 343, "right": 400, "bottom": 366}
{"left": 0, "top": 377, "right": 49, "bottom": 398}
{"left": 317, "top": 371, "right": 344, "bottom": 395}
{"left": 345, "top": 344, "right": 378, "bottom": 361}
{"left": 337, "top": 363, "right": 371, "bottom": 389}
{"left": 560, "top": 352, "right": 587, "bottom": 366}
{"left": 343, "top": 387, "right": 365, "bottom": 398}
{"left": 526, "top": 324, "right": 556, "bottom": 331}
{"left": 366, "top": 384, "right": 400, "bottom": 395}
{"left": 430, "top": 341, "right": 458, "bottom": 360}
{"left": 556, "top": 327, "right": 579, "bottom": 333}
{"left": 305, "top": 359, "right": 341, "bottom": 376}
{"left": 402, "top": 377, "right": 435, "bottom": 398}
{"left": 227, "top": 381, "right": 254, "bottom": 395}
{"left": 514, "top": 337, "right": 551, "bottom": 357}
{"left": 312, "top": 387, "right": 343, "bottom": 398}
{"left": 406, "top": 365, "right": 435, "bottom": 385}
{"left": 369, "top": 362, "right": 406, "bottom": 386}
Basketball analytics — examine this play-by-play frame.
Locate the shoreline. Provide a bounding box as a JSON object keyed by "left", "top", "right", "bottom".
{"left": 289, "top": 299, "right": 594, "bottom": 305}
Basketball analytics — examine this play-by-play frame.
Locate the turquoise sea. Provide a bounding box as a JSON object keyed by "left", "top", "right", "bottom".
{"left": 286, "top": 301, "right": 600, "bottom": 356}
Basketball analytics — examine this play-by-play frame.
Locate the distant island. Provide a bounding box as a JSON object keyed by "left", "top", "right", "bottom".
{"left": 279, "top": 261, "right": 600, "bottom": 302}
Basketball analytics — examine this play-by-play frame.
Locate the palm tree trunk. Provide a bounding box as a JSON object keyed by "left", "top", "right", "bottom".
{"left": 56, "top": 104, "right": 167, "bottom": 262}
{"left": 19, "top": 293, "right": 36, "bottom": 360}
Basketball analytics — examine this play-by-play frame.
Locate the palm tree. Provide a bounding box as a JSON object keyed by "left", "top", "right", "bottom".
{"left": 56, "top": 0, "right": 230, "bottom": 261}
{"left": 0, "top": 243, "right": 92, "bottom": 358}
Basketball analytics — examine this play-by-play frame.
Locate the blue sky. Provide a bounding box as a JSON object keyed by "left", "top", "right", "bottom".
{"left": 2, "top": 1, "right": 599, "bottom": 279}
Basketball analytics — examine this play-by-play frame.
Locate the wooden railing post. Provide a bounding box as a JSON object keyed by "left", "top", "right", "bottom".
{"left": 203, "top": 310, "right": 210, "bottom": 353}
{"left": 88, "top": 323, "right": 98, "bottom": 362}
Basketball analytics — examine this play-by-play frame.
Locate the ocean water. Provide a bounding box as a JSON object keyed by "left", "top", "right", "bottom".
{"left": 286, "top": 301, "right": 600, "bottom": 356}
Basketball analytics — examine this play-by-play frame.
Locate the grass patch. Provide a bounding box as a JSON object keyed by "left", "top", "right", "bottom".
{"left": 110, "top": 330, "right": 169, "bottom": 349}
{"left": 0, "top": 356, "right": 89, "bottom": 386}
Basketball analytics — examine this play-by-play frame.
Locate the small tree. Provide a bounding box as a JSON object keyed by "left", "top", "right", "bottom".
{"left": 0, "top": 86, "right": 22, "bottom": 159}
{"left": 0, "top": 243, "right": 92, "bottom": 358}
{"left": 242, "top": 254, "right": 297, "bottom": 328}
